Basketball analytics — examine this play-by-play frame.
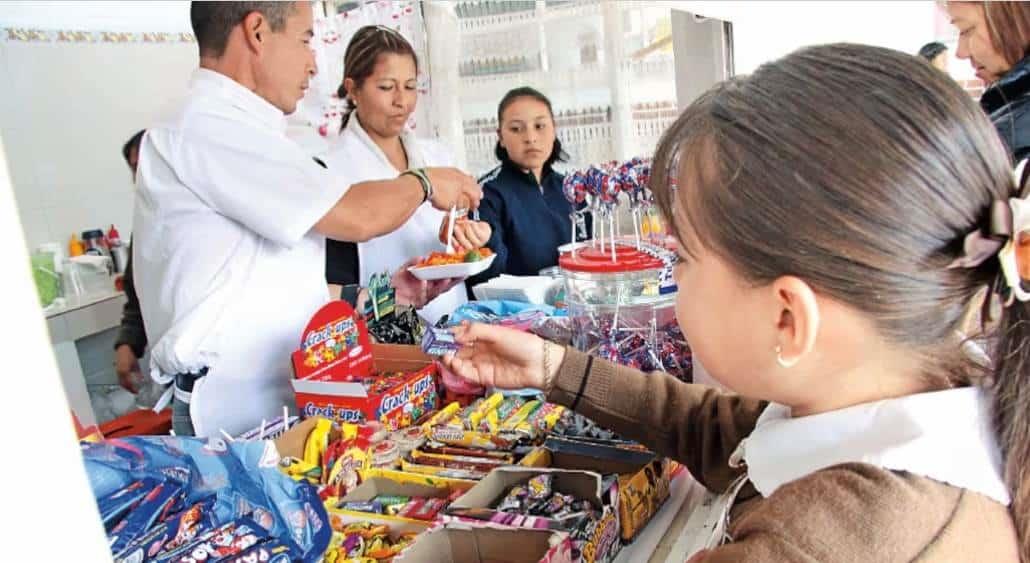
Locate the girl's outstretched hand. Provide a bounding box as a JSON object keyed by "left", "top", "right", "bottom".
{"left": 441, "top": 322, "right": 565, "bottom": 392}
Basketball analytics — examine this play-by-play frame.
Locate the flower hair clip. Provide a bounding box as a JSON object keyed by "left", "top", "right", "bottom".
{"left": 949, "top": 160, "right": 1030, "bottom": 306}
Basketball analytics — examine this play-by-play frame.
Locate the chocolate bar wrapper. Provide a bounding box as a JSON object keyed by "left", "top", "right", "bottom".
{"left": 409, "top": 451, "right": 506, "bottom": 473}
{"left": 418, "top": 444, "right": 515, "bottom": 462}
{"left": 108, "top": 480, "right": 185, "bottom": 555}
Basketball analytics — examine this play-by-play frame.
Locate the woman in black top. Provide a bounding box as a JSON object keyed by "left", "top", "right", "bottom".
{"left": 948, "top": 2, "right": 1030, "bottom": 160}
{"left": 468, "top": 87, "right": 586, "bottom": 290}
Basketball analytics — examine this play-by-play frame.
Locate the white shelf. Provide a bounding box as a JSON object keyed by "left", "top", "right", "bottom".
{"left": 457, "top": 0, "right": 601, "bottom": 35}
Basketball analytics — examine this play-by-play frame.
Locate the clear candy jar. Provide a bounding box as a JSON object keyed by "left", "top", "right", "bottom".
{"left": 559, "top": 243, "right": 692, "bottom": 382}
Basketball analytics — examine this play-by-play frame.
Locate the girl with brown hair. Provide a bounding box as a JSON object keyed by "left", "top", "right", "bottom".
{"left": 948, "top": 2, "right": 1030, "bottom": 160}
{"left": 443, "top": 43, "right": 1028, "bottom": 561}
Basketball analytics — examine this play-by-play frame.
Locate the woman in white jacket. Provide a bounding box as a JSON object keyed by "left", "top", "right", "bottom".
{"left": 325, "top": 26, "right": 490, "bottom": 324}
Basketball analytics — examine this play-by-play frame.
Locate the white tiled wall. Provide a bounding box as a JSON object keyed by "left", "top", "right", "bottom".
{"left": 0, "top": 38, "right": 196, "bottom": 252}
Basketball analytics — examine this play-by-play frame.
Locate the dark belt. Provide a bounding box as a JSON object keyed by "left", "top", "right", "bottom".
{"left": 173, "top": 367, "right": 208, "bottom": 405}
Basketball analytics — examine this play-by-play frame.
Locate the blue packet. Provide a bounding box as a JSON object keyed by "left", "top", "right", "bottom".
{"left": 113, "top": 496, "right": 217, "bottom": 562}
{"left": 108, "top": 480, "right": 185, "bottom": 554}
{"left": 421, "top": 325, "right": 460, "bottom": 356}
{"left": 152, "top": 517, "right": 296, "bottom": 563}
{"left": 97, "top": 478, "right": 159, "bottom": 531}
{"left": 219, "top": 539, "right": 295, "bottom": 563}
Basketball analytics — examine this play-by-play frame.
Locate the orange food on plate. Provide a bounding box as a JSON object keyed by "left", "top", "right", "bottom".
{"left": 416, "top": 248, "right": 493, "bottom": 268}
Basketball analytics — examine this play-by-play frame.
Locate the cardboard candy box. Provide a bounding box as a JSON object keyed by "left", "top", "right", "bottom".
{"left": 520, "top": 437, "right": 672, "bottom": 541}
{"left": 395, "top": 521, "right": 576, "bottom": 563}
{"left": 290, "top": 301, "right": 441, "bottom": 430}
{"left": 445, "top": 467, "right": 622, "bottom": 563}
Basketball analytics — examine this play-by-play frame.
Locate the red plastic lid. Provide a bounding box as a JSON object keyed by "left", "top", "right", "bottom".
{"left": 559, "top": 244, "right": 664, "bottom": 273}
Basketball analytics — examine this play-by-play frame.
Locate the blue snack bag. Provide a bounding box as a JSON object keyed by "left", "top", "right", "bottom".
{"left": 113, "top": 496, "right": 217, "bottom": 563}
{"left": 97, "top": 478, "right": 159, "bottom": 531}
{"left": 152, "top": 517, "right": 298, "bottom": 563}
{"left": 108, "top": 480, "right": 185, "bottom": 555}
{"left": 219, "top": 539, "right": 295, "bottom": 563}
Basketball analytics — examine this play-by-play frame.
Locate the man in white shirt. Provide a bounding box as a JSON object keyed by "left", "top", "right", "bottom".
{"left": 134, "top": 1, "right": 480, "bottom": 437}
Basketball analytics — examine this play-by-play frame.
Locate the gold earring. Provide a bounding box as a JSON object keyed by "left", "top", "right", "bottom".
{"left": 775, "top": 345, "right": 798, "bottom": 369}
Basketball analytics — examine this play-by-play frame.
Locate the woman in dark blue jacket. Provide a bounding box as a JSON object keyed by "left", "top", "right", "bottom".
{"left": 467, "top": 87, "right": 586, "bottom": 291}
{"left": 948, "top": 2, "right": 1030, "bottom": 161}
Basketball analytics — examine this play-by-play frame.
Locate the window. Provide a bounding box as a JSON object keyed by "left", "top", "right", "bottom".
{"left": 431, "top": 0, "right": 686, "bottom": 176}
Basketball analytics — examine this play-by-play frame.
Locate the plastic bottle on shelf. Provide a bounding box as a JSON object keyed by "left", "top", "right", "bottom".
{"left": 81, "top": 229, "right": 108, "bottom": 257}
{"left": 106, "top": 224, "right": 122, "bottom": 247}
{"left": 107, "top": 224, "right": 129, "bottom": 274}
{"left": 68, "top": 233, "right": 85, "bottom": 257}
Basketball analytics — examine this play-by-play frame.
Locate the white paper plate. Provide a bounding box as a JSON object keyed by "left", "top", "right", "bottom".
{"left": 408, "top": 254, "right": 496, "bottom": 281}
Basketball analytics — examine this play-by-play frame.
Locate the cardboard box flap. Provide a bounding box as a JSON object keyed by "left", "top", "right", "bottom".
{"left": 542, "top": 437, "right": 656, "bottom": 469}
{"left": 372, "top": 343, "right": 433, "bottom": 370}
{"left": 450, "top": 467, "right": 604, "bottom": 512}
{"left": 341, "top": 477, "right": 451, "bottom": 503}
{"left": 396, "top": 525, "right": 565, "bottom": 563}
{"left": 291, "top": 379, "right": 368, "bottom": 397}
{"left": 293, "top": 300, "right": 374, "bottom": 382}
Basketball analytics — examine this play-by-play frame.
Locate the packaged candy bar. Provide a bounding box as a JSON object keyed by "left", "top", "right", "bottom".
{"left": 407, "top": 497, "right": 447, "bottom": 521}
{"left": 499, "top": 400, "right": 542, "bottom": 432}
{"left": 397, "top": 498, "right": 426, "bottom": 519}
{"left": 479, "top": 396, "right": 527, "bottom": 433}
{"left": 337, "top": 500, "right": 383, "bottom": 514}
{"left": 98, "top": 478, "right": 159, "bottom": 531}
{"left": 544, "top": 492, "right": 571, "bottom": 515}
{"left": 372, "top": 495, "right": 409, "bottom": 507}
{"left": 447, "top": 400, "right": 482, "bottom": 429}
{"left": 399, "top": 461, "right": 487, "bottom": 480}
{"left": 527, "top": 403, "right": 565, "bottom": 433}
{"left": 527, "top": 474, "right": 553, "bottom": 501}
{"left": 497, "top": 485, "right": 528, "bottom": 512}
{"left": 370, "top": 440, "right": 399, "bottom": 469}
{"left": 411, "top": 449, "right": 510, "bottom": 467}
{"left": 375, "top": 495, "right": 410, "bottom": 516}
{"left": 113, "top": 496, "right": 217, "bottom": 562}
{"left": 420, "top": 325, "right": 461, "bottom": 356}
{"left": 218, "top": 539, "right": 294, "bottom": 563}
{"left": 408, "top": 451, "right": 505, "bottom": 473}
{"left": 152, "top": 517, "right": 271, "bottom": 563}
{"left": 418, "top": 444, "right": 515, "bottom": 462}
{"left": 466, "top": 392, "right": 504, "bottom": 430}
{"left": 391, "top": 426, "right": 426, "bottom": 454}
{"left": 421, "top": 402, "right": 461, "bottom": 429}
{"left": 108, "top": 480, "right": 185, "bottom": 555}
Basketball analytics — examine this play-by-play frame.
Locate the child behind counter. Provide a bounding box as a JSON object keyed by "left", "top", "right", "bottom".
{"left": 441, "top": 43, "right": 1029, "bottom": 561}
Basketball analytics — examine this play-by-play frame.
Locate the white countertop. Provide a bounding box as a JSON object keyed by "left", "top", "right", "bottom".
{"left": 44, "top": 288, "right": 124, "bottom": 319}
